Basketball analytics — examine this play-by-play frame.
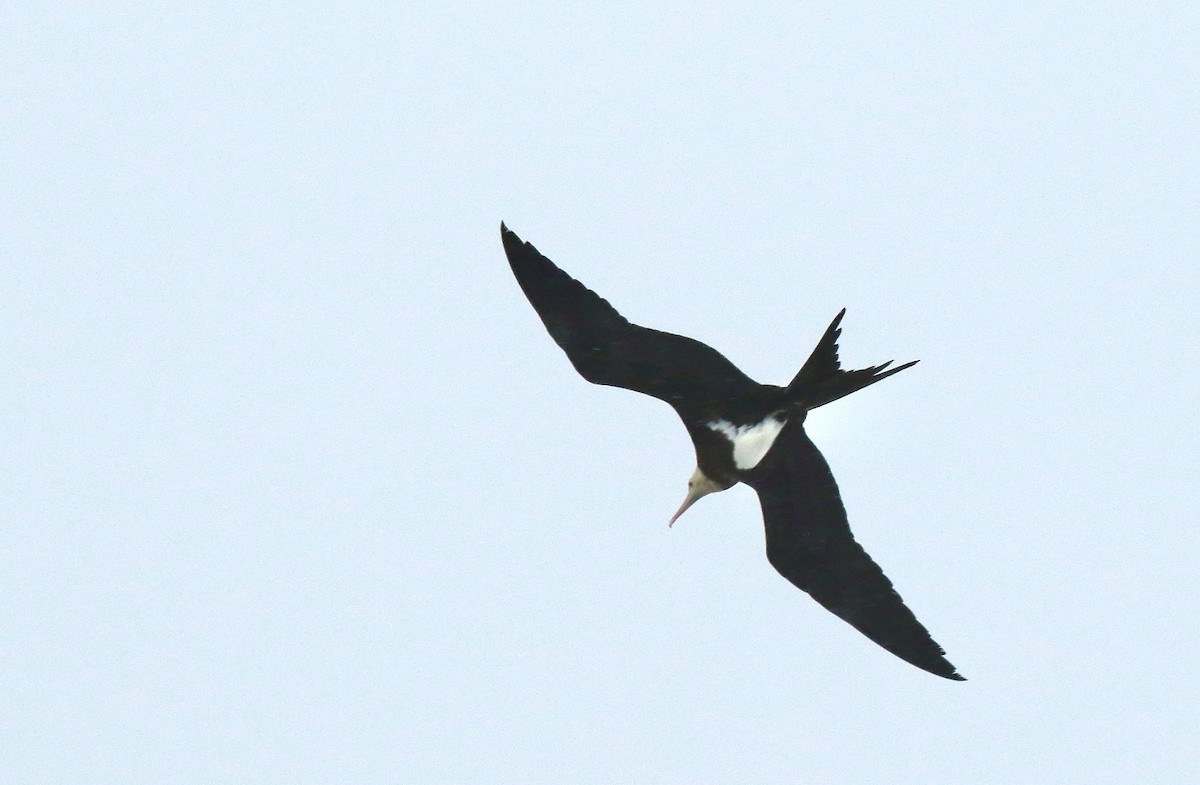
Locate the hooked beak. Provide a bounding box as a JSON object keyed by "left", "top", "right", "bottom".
{"left": 669, "top": 489, "right": 701, "bottom": 527}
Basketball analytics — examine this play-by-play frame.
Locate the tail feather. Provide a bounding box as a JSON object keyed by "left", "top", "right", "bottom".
{"left": 789, "top": 308, "right": 846, "bottom": 389}
{"left": 788, "top": 310, "right": 918, "bottom": 409}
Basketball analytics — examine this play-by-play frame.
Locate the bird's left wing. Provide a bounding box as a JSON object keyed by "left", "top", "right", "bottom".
{"left": 742, "top": 421, "right": 964, "bottom": 680}
{"left": 502, "top": 224, "right": 759, "bottom": 406}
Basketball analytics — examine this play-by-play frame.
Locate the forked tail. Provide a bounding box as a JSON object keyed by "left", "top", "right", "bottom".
{"left": 787, "top": 309, "right": 918, "bottom": 410}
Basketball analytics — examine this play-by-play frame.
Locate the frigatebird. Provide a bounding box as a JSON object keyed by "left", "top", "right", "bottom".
{"left": 501, "top": 223, "right": 963, "bottom": 681}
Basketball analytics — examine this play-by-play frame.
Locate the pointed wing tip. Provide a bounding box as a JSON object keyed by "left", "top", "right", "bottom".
{"left": 908, "top": 652, "right": 964, "bottom": 681}
{"left": 932, "top": 665, "right": 967, "bottom": 681}
{"left": 890, "top": 645, "right": 966, "bottom": 682}
{"left": 500, "top": 223, "right": 532, "bottom": 263}
{"left": 924, "top": 651, "right": 965, "bottom": 681}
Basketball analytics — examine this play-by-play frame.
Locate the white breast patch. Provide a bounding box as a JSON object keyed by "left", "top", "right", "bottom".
{"left": 707, "top": 416, "right": 786, "bottom": 470}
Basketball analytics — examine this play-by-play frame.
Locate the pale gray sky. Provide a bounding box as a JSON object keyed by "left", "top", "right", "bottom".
{"left": 3, "top": 3, "right": 1198, "bottom": 783}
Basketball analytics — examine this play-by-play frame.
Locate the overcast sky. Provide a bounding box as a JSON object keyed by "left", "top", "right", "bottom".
{"left": 3, "top": 3, "right": 1198, "bottom": 783}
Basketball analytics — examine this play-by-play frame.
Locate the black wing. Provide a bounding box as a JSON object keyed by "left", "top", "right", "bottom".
{"left": 502, "top": 224, "right": 759, "bottom": 407}
{"left": 743, "top": 421, "right": 964, "bottom": 680}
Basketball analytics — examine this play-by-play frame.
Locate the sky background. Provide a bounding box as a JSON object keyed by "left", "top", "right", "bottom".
{"left": 3, "top": 3, "right": 1198, "bottom": 783}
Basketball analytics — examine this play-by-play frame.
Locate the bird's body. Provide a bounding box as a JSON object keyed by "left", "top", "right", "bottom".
{"left": 501, "top": 223, "right": 963, "bottom": 681}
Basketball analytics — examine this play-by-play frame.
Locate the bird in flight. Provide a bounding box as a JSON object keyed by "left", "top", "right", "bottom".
{"left": 501, "top": 223, "right": 963, "bottom": 681}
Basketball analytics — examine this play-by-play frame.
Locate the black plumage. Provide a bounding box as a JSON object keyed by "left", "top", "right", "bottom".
{"left": 502, "top": 223, "right": 963, "bottom": 681}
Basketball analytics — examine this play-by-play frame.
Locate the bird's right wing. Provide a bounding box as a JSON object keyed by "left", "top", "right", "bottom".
{"left": 742, "top": 421, "right": 964, "bottom": 680}
{"left": 502, "top": 224, "right": 759, "bottom": 407}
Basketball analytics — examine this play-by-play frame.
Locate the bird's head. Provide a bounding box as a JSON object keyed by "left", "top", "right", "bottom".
{"left": 669, "top": 467, "right": 734, "bottom": 526}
